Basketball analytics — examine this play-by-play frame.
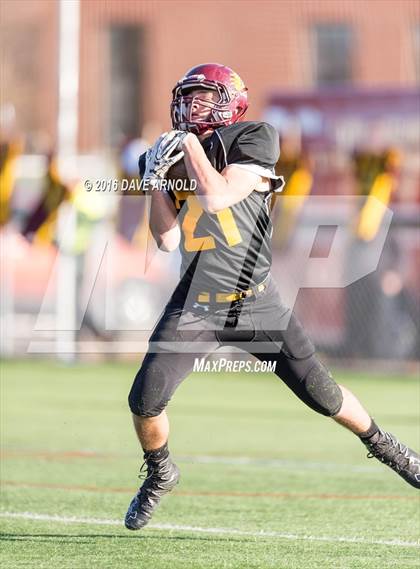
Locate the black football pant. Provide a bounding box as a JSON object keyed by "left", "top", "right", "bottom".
{"left": 128, "top": 275, "right": 343, "bottom": 418}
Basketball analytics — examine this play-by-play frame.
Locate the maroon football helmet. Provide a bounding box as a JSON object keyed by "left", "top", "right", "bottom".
{"left": 171, "top": 63, "right": 248, "bottom": 135}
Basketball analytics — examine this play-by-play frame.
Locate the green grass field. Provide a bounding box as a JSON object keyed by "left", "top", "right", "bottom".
{"left": 1, "top": 359, "right": 419, "bottom": 569}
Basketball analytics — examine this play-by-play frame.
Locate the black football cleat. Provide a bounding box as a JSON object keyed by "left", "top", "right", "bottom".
{"left": 362, "top": 429, "right": 420, "bottom": 489}
{"left": 125, "top": 450, "right": 180, "bottom": 530}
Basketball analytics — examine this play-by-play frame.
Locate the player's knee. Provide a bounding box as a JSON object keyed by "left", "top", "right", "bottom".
{"left": 304, "top": 360, "right": 343, "bottom": 417}
{"left": 128, "top": 390, "right": 167, "bottom": 418}
{"left": 128, "top": 377, "right": 169, "bottom": 417}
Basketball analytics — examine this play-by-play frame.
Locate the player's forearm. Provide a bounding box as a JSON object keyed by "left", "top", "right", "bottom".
{"left": 148, "top": 192, "right": 180, "bottom": 252}
{"left": 182, "top": 133, "right": 228, "bottom": 213}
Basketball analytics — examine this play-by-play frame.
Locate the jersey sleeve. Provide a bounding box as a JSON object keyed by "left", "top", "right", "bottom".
{"left": 226, "top": 122, "right": 284, "bottom": 191}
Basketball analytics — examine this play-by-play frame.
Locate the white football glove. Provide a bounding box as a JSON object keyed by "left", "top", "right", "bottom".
{"left": 143, "top": 130, "right": 187, "bottom": 189}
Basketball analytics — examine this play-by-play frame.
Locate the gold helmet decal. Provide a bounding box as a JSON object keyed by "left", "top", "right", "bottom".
{"left": 231, "top": 71, "right": 245, "bottom": 92}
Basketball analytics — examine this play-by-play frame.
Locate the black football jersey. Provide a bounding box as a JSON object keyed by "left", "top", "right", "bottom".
{"left": 139, "top": 121, "right": 283, "bottom": 293}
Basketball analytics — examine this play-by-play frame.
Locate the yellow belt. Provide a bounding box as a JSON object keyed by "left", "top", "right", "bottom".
{"left": 197, "top": 283, "right": 266, "bottom": 304}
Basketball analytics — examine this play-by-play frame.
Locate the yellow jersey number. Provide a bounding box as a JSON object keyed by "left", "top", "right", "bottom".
{"left": 175, "top": 194, "right": 242, "bottom": 252}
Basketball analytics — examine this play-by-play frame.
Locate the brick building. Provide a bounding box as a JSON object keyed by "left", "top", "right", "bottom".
{"left": 1, "top": 0, "right": 419, "bottom": 152}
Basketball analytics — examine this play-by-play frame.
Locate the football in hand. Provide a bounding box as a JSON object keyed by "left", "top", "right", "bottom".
{"left": 166, "top": 158, "right": 189, "bottom": 182}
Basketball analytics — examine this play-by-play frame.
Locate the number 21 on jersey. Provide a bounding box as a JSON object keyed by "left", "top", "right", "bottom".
{"left": 176, "top": 195, "right": 242, "bottom": 252}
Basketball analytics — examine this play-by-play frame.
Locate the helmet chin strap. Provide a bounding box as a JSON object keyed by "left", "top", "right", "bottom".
{"left": 179, "top": 122, "right": 210, "bottom": 136}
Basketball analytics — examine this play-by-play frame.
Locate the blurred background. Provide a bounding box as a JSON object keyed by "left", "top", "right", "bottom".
{"left": 1, "top": 0, "right": 419, "bottom": 368}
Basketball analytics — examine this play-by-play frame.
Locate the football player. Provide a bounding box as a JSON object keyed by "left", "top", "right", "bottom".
{"left": 125, "top": 63, "right": 420, "bottom": 530}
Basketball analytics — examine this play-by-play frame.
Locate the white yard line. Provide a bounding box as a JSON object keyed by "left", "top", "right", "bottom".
{"left": 1, "top": 511, "right": 418, "bottom": 548}
{"left": 1, "top": 448, "right": 381, "bottom": 473}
